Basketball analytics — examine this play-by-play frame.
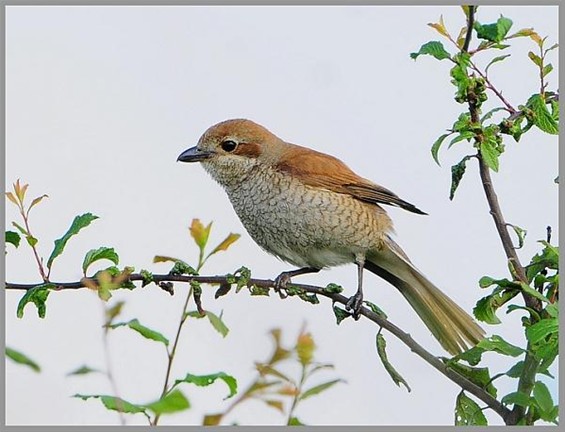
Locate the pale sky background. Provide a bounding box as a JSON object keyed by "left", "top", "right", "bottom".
{"left": 4, "top": 5, "right": 559, "bottom": 426}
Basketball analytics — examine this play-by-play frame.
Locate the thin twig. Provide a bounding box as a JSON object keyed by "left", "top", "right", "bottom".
{"left": 5, "top": 274, "right": 511, "bottom": 421}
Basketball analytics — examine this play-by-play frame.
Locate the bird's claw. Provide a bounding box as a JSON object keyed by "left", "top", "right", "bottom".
{"left": 273, "top": 273, "right": 291, "bottom": 299}
{"left": 345, "top": 291, "right": 364, "bottom": 320}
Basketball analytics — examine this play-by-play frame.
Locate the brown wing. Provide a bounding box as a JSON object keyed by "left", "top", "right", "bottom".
{"left": 275, "top": 144, "right": 427, "bottom": 215}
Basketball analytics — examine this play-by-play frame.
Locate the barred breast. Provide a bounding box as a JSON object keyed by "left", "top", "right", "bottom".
{"left": 221, "top": 165, "right": 393, "bottom": 269}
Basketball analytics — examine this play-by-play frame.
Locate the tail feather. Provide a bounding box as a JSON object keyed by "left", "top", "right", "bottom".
{"left": 366, "top": 237, "right": 485, "bottom": 355}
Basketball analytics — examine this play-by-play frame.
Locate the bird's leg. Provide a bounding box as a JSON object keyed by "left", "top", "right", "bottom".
{"left": 274, "top": 267, "right": 320, "bottom": 298}
{"left": 346, "top": 255, "right": 365, "bottom": 320}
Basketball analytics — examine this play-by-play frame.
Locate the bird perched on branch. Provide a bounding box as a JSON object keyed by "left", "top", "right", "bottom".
{"left": 178, "top": 119, "right": 485, "bottom": 355}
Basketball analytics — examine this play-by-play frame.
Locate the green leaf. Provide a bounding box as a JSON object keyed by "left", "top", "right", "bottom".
{"left": 173, "top": 372, "right": 237, "bottom": 400}
{"left": 431, "top": 133, "right": 451, "bottom": 165}
{"left": 363, "top": 300, "right": 387, "bottom": 319}
{"left": 542, "top": 64, "right": 553, "bottom": 77}
{"left": 16, "top": 284, "right": 53, "bottom": 318}
{"left": 526, "top": 318, "right": 558, "bottom": 345}
{"left": 474, "top": 16, "right": 512, "bottom": 43}
{"left": 73, "top": 394, "right": 148, "bottom": 415}
{"left": 376, "top": 333, "right": 411, "bottom": 392}
{"left": 510, "top": 225, "right": 527, "bottom": 249}
{"left": 66, "top": 365, "right": 100, "bottom": 376}
{"left": 205, "top": 311, "right": 229, "bottom": 338}
{"left": 455, "top": 392, "right": 488, "bottom": 425}
{"left": 410, "top": 41, "right": 451, "bottom": 61}
{"left": 333, "top": 304, "right": 350, "bottom": 325}
{"left": 477, "top": 335, "right": 524, "bottom": 356}
{"left": 532, "top": 381, "right": 553, "bottom": 414}
{"left": 449, "top": 156, "right": 471, "bottom": 201}
{"left": 108, "top": 319, "right": 169, "bottom": 346}
{"left": 6, "top": 347, "right": 41, "bottom": 372}
{"left": 480, "top": 139, "right": 501, "bottom": 172}
{"left": 145, "top": 389, "right": 190, "bottom": 414}
{"left": 26, "top": 235, "right": 38, "bottom": 247}
{"left": 5, "top": 231, "right": 21, "bottom": 248}
{"left": 527, "top": 94, "right": 559, "bottom": 134}
{"left": 485, "top": 54, "right": 511, "bottom": 74}
{"left": 299, "top": 379, "right": 342, "bottom": 401}
{"left": 47, "top": 213, "right": 99, "bottom": 270}
{"left": 473, "top": 295, "right": 502, "bottom": 324}
{"left": 288, "top": 417, "right": 305, "bottom": 426}
{"left": 82, "top": 247, "right": 119, "bottom": 275}
{"left": 527, "top": 51, "right": 542, "bottom": 67}
{"left": 519, "top": 282, "right": 550, "bottom": 304}
{"left": 455, "top": 335, "right": 523, "bottom": 365}
{"left": 448, "top": 131, "right": 474, "bottom": 149}
{"left": 446, "top": 361, "right": 497, "bottom": 397}
{"left": 502, "top": 391, "right": 531, "bottom": 407}
{"left": 11, "top": 221, "right": 29, "bottom": 236}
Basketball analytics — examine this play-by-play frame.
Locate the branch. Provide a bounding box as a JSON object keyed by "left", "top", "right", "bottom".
{"left": 5, "top": 274, "right": 511, "bottom": 421}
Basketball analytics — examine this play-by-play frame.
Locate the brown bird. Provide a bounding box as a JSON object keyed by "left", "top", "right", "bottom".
{"left": 177, "top": 119, "right": 485, "bottom": 355}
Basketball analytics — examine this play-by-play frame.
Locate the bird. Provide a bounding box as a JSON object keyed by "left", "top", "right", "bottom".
{"left": 177, "top": 118, "right": 485, "bottom": 355}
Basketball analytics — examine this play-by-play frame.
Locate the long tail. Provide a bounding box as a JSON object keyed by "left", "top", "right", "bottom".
{"left": 366, "top": 237, "right": 485, "bottom": 355}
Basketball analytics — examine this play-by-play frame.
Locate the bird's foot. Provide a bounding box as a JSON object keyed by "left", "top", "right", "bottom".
{"left": 273, "top": 272, "right": 292, "bottom": 299}
{"left": 345, "top": 291, "right": 364, "bottom": 320}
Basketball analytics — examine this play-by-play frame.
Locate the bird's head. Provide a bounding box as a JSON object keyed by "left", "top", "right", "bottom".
{"left": 177, "top": 118, "right": 285, "bottom": 187}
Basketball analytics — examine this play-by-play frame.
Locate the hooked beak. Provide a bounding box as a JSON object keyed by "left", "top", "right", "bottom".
{"left": 177, "top": 146, "right": 215, "bottom": 163}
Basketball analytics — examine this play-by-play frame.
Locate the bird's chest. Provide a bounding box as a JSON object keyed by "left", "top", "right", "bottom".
{"left": 223, "top": 169, "right": 374, "bottom": 268}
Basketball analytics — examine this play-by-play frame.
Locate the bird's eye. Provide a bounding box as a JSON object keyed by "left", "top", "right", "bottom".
{"left": 221, "top": 140, "right": 238, "bottom": 152}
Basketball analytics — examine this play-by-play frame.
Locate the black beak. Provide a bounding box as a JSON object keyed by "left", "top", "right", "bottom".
{"left": 177, "top": 146, "right": 215, "bottom": 163}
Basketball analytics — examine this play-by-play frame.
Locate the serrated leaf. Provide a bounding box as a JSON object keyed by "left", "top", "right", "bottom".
{"left": 190, "top": 219, "right": 212, "bottom": 250}
{"left": 410, "top": 41, "right": 451, "bottom": 61}
{"left": 6, "top": 347, "right": 41, "bottom": 372}
{"left": 82, "top": 247, "right": 119, "bottom": 275}
{"left": 205, "top": 311, "right": 229, "bottom": 337}
{"left": 5, "top": 231, "right": 21, "bottom": 248}
{"left": 146, "top": 389, "right": 190, "bottom": 414}
{"left": 477, "top": 335, "right": 524, "bottom": 357}
{"left": 16, "top": 284, "right": 53, "bottom": 318}
{"left": 73, "top": 394, "right": 147, "bottom": 415}
{"left": 455, "top": 392, "right": 488, "bottom": 425}
{"left": 527, "top": 94, "right": 559, "bottom": 135}
{"left": 173, "top": 372, "right": 237, "bottom": 400}
{"left": 474, "top": 16, "right": 512, "bottom": 43}
{"left": 108, "top": 319, "right": 169, "bottom": 346}
{"left": 431, "top": 133, "right": 451, "bottom": 166}
{"left": 449, "top": 156, "right": 470, "bottom": 201}
{"left": 473, "top": 296, "right": 502, "bottom": 324}
{"left": 208, "top": 233, "right": 241, "bottom": 256}
{"left": 299, "top": 379, "right": 342, "bottom": 401}
{"left": 47, "top": 213, "right": 99, "bottom": 270}
{"left": 67, "top": 365, "right": 100, "bottom": 376}
{"left": 480, "top": 139, "right": 500, "bottom": 172}
{"left": 376, "top": 333, "right": 411, "bottom": 392}
{"left": 446, "top": 361, "right": 497, "bottom": 398}
{"left": 526, "top": 317, "right": 558, "bottom": 344}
